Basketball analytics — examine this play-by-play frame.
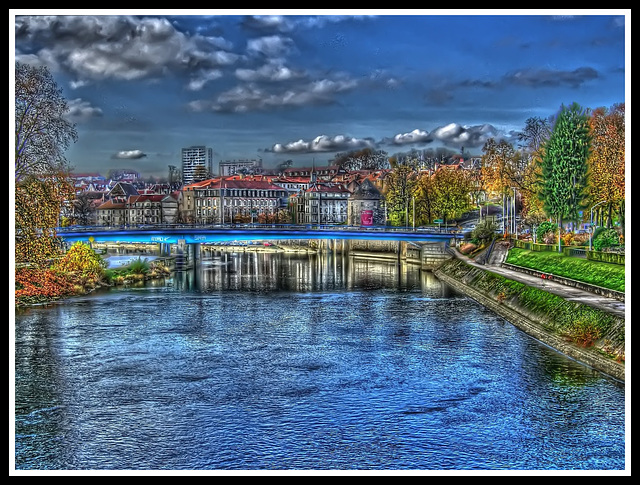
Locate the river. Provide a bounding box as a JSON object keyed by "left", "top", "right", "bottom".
{"left": 13, "top": 250, "right": 626, "bottom": 472}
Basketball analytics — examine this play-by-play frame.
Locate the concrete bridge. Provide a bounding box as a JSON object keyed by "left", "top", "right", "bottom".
{"left": 57, "top": 224, "right": 463, "bottom": 269}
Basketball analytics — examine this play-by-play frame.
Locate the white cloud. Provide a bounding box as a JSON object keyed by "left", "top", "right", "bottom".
{"left": 269, "top": 134, "right": 376, "bottom": 154}
{"left": 15, "top": 15, "right": 239, "bottom": 84}
{"left": 112, "top": 149, "right": 147, "bottom": 159}
{"left": 65, "top": 98, "right": 103, "bottom": 122}
{"left": 391, "top": 129, "right": 431, "bottom": 145}
{"left": 246, "top": 35, "right": 295, "bottom": 58}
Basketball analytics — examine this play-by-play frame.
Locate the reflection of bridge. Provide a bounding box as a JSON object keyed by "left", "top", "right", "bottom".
{"left": 58, "top": 224, "right": 462, "bottom": 269}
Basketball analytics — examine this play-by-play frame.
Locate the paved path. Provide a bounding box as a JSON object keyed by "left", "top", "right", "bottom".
{"left": 451, "top": 248, "right": 626, "bottom": 319}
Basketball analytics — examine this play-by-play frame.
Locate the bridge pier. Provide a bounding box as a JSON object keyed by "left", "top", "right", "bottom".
{"left": 420, "top": 241, "right": 453, "bottom": 270}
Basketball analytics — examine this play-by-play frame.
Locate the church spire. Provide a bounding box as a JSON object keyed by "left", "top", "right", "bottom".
{"left": 310, "top": 157, "right": 317, "bottom": 184}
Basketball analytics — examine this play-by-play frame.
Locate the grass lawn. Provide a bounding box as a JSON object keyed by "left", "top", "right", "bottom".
{"left": 505, "top": 248, "right": 625, "bottom": 292}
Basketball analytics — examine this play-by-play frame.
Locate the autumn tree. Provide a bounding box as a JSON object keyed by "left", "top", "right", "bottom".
{"left": 15, "top": 62, "right": 77, "bottom": 266}
{"left": 15, "top": 173, "right": 74, "bottom": 267}
{"left": 586, "top": 103, "right": 625, "bottom": 232}
{"left": 413, "top": 171, "right": 437, "bottom": 225}
{"left": 383, "top": 164, "right": 417, "bottom": 226}
{"left": 480, "top": 138, "right": 525, "bottom": 233}
{"left": 432, "top": 168, "right": 472, "bottom": 226}
{"left": 516, "top": 117, "right": 551, "bottom": 239}
{"left": 540, "top": 102, "right": 592, "bottom": 250}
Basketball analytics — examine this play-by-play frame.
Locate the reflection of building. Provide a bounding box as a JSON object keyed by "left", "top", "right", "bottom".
{"left": 347, "top": 178, "right": 385, "bottom": 226}
{"left": 219, "top": 158, "right": 263, "bottom": 176}
{"left": 182, "top": 146, "right": 213, "bottom": 185}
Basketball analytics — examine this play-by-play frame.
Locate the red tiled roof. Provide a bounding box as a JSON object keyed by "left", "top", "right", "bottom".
{"left": 96, "top": 199, "right": 126, "bottom": 209}
{"left": 184, "top": 177, "right": 286, "bottom": 191}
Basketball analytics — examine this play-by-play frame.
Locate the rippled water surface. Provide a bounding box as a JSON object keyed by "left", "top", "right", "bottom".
{"left": 14, "top": 252, "right": 625, "bottom": 471}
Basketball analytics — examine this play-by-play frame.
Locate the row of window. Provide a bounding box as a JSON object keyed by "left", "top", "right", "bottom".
{"left": 192, "top": 189, "right": 286, "bottom": 198}
{"left": 196, "top": 199, "right": 280, "bottom": 207}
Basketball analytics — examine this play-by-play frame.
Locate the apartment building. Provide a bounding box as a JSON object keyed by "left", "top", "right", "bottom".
{"left": 180, "top": 177, "right": 288, "bottom": 224}
{"left": 182, "top": 146, "right": 213, "bottom": 185}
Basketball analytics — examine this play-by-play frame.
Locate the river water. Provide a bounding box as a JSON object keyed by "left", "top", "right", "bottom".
{"left": 13, "top": 251, "right": 626, "bottom": 472}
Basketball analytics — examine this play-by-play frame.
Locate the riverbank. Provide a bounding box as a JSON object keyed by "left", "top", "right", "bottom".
{"left": 433, "top": 257, "right": 625, "bottom": 382}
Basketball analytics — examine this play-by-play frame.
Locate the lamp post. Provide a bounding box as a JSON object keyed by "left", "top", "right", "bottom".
{"left": 589, "top": 200, "right": 606, "bottom": 251}
{"left": 412, "top": 196, "right": 416, "bottom": 231}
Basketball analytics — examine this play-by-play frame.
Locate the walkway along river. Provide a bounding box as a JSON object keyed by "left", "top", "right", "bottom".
{"left": 13, "top": 251, "right": 626, "bottom": 471}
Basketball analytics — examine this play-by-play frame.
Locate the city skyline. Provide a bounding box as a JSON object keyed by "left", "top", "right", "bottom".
{"left": 12, "top": 9, "right": 629, "bottom": 178}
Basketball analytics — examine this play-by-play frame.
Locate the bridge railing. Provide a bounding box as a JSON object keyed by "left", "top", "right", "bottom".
{"left": 56, "top": 223, "right": 463, "bottom": 235}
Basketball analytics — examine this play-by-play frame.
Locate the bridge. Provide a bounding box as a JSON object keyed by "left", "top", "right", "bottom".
{"left": 57, "top": 223, "right": 464, "bottom": 244}
{"left": 57, "top": 224, "right": 463, "bottom": 269}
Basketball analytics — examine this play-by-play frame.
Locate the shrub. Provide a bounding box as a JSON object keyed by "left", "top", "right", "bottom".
{"left": 51, "top": 242, "right": 107, "bottom": 280}
{"left": 536, "top": 221, "right": 557, "bottom": 243}
{"left": 127, "top": 257, "right": 150, "bottom": 275}
{"left": 15, "top": 267, "right": 76, "bottom": 306}
{"left": 470, "top": 220, "right": 498, "bottom": 244}
{"left": 593, "top": 228, "right": 620, "bottom": 251}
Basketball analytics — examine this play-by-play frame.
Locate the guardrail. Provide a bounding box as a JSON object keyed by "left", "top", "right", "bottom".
{"left": 56, "top": 223, "right": 464, "bottom": 235}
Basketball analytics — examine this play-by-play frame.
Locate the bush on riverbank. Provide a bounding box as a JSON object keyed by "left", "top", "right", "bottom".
{"left": 103, "top": 257, "right": 171, "bottom": 286}
{"left": 15, "top": 267, "right": 77, "bottom": 307}
{"left": 15, "top": 244, "right": 172, "bottom": 307}
{"left": 505, "top": 248, "right": 625, "bottom": 292}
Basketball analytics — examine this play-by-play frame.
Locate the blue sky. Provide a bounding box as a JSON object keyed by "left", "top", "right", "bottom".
{"left": 12, "top": 9, "right": 629, "bottom": 179}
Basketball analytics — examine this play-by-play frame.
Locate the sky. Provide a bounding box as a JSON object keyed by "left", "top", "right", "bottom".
{"left": 11, "top": 9, "right": 629, "bottom": 179}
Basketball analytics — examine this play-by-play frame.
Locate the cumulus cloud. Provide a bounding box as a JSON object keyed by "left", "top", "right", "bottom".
{"left": 430, "top": 123, "right": 502, "bottom": 148}
{"left": 241, "top": 15, "right": 293, "bottom": 33}
{"left": 235, "top": 61, "right": 304, "bottom": 83}
{"left": 188, "top": 76, "right": 359, "bottom": 113}
{"left": 267, "top": 134, "right": 376, "bottom": 154}
{"left": 246, "top": 35, "right": 295, "bottom": 58}
{"left": 388, "top": 129, "right": 432, "bottom": 146}
{"left": 187, "top": 69, "right": 223, "bottom": 91}
{"left": 242, "top": 15, "right": 373, "bottom": 32}
{"left": 112, "top": 150, "right": 147, "bottom": 159}
{"left": 14, "top": 15, "right": 240, "bottom": 83}
{"left": 65, "top": 98, "right": 103, "bottom": 122}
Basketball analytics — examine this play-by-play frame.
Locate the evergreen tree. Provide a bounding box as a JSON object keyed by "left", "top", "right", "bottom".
{"left": 540, "top": 102, "right": 592, "bottom": 247}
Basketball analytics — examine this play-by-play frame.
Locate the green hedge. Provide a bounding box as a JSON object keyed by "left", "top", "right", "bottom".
{"left": 588, "top": 250, "right": 625, "bottom": 265}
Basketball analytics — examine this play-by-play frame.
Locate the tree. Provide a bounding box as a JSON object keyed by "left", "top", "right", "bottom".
{"left": 540, "top": 102, "right": 592, "bottom": 250}
{"left": 383, "top": 164, "right": 416, "bottom": 226}
{"left": 517, "top": 116, "right": 551, "bottom": 156}
{"left": 413, "top": 172, "right": 436, "bottom": 225}
{"left": 71, "top": 191, "right": 96, "bottom": 226}
{"left": 480, "top": 138, "right": 522, "bottom": 195}
{"left": 586, "top": 103, "right": 625, "bottom": 232}
{"left": 15, "top": 62, "right": 77, "bottom": 180}
{"left": 432, "top": 168, "right": 472, "bottom": 227}
{"left": 15, "top": 173, "right": 74, "bottom": 267}
{"left": 333, "top": 148, "right": 390, "bottom": 171}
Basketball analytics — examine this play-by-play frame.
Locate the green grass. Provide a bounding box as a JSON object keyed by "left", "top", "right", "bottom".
{"left": 505, "top": 248, "right": 625, "bottom": 292}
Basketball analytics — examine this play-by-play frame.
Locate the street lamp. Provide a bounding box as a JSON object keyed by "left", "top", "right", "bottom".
{"left": 589, "top": 200, "right": 606, "bottom": 251}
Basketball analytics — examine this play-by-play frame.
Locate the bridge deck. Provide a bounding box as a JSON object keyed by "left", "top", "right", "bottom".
{"left": 58, "top": 224, "right": 463, "bottom": 244}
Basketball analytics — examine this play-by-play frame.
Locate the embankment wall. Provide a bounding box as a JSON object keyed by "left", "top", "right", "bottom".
{"left": 433, "top": 258, "right": 625, "bottom": 382}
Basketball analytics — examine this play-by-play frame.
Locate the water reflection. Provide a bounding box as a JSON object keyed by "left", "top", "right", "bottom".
{"left": 14, "top": 250, "right": 626, "bottom": 471}
{"left": 173, "top": 250, "right": 456, "bottom": 298}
